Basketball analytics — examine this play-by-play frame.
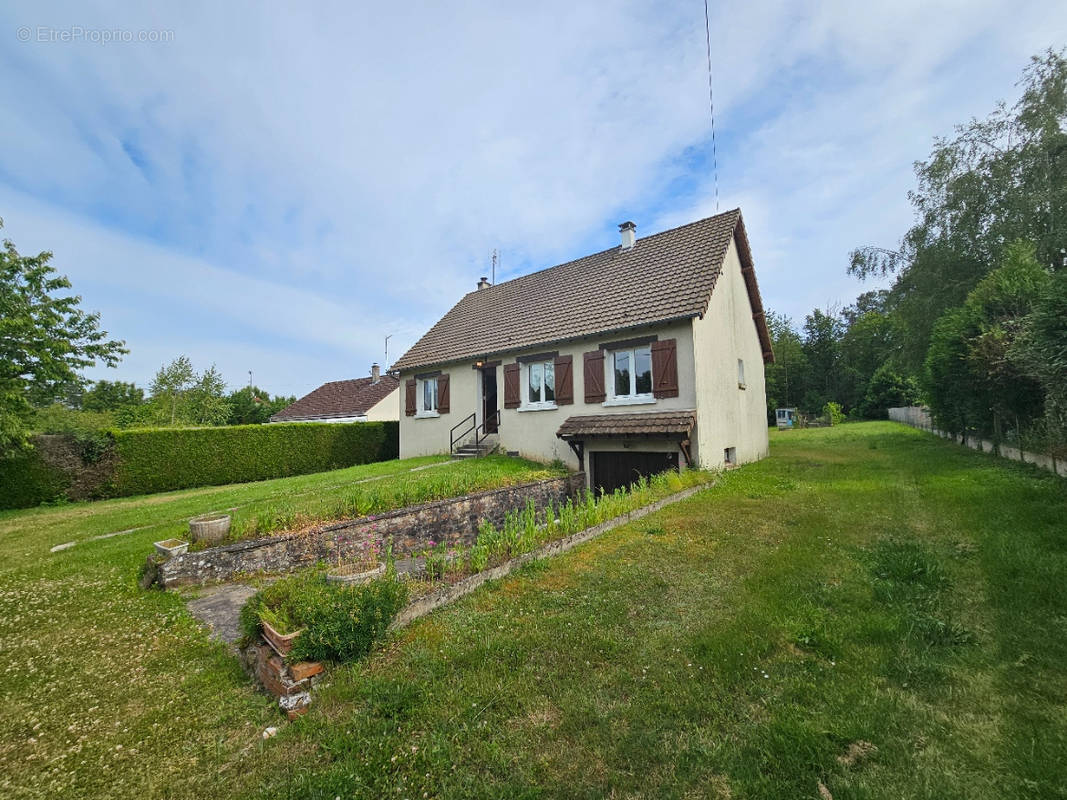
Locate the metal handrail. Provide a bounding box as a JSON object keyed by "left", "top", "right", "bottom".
{"left": 449, "top": 410, "right": 501, "bottom": 455}
{"left": 449, "top": 413, "right": 476, "bottom": 454}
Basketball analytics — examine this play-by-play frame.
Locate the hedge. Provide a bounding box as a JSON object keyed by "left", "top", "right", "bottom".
{"left": 0, "top": 450, "right": 70, "bottom": 510}
{"left": 0, "top": 421, "right": 398, "bottom": 510}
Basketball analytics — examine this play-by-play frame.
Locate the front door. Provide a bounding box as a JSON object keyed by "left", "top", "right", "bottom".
{"left": 481, "top": 367, "right": 498, "bottom": 433}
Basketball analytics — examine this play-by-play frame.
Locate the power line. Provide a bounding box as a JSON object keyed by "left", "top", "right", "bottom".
{"left": 703, "top": 0, "right": 720, "bottom": 212}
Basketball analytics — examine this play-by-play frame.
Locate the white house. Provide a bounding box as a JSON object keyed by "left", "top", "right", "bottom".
{"left": 270, "top": 365, "right": 399, "bottom": 424}
{"left": 390, "top": 210, "right": 774, "bottom": 492}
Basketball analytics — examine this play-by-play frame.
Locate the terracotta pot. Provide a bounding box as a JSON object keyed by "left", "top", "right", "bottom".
{"left": 261, "top": 619, "right": 304, "bottom": 657}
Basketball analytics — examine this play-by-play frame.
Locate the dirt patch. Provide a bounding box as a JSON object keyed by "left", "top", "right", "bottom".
{"left": 837, "top": 740, "right": 877, "bottom": 768}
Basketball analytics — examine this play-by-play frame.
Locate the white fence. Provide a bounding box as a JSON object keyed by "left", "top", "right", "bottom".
{"left": 888, "top": 406, "right": 1066, "bottom": 478}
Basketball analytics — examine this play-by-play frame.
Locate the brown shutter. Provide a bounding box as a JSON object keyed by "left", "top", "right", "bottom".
{"left": 503, "top": 363, "right": 521, "bottom": 409}
{"left": 437, "top": 374, "right": 450, "bottom": 414}
{"left": 404, "top": 378, "right": 416, "bottom": 416}
{"left": 583, "top": 350, "right": 605, "bottom": 403}
{"left": 651, "top": 338, "right": 678, "bottom": 398}
{"left": 554, "top": 354, "right": 573, "bottom": 405}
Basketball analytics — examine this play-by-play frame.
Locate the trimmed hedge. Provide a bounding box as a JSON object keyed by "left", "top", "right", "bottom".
{"left": 0, "top": 450, "right": 70, "bottom": 510}
{"left": 0, "top": 421, "right": 398, "bottom": 509}
{"left": 111, "top": 422, "right": 399, "bottom": 496}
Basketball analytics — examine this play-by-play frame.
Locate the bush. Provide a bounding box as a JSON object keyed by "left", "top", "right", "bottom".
{"left": 111, "top": 421, "right": 398, "bottom": 496}
{"left": 822, "top": 402, "right": 846, "bottom": 426}
{"left": 240, "top": 570, "right": 408, "bottom": 663}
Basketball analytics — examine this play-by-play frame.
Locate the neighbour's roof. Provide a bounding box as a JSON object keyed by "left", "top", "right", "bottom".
{"left": 556, "top": 410, "right": 697, "bottom": 440}
{"left": 270, "top": 376, "right": 399, "bottom": 422}
{"left": 391, "top": 209, "right": 773, "bottom": 372}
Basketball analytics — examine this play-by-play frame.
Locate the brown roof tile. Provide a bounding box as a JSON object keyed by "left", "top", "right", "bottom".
{"left": 392, "top": 209, "right": 773, "bottom": 372}
{"left": 270, "top": 376, "right": 399, "bottom": 422}
{"left": 556, "top": 410, "right": 697, "bottom": 439}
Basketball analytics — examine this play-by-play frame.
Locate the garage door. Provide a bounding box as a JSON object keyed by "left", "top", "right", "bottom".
{"left": 590, "top": 451, "right": 679, "bottom": 495}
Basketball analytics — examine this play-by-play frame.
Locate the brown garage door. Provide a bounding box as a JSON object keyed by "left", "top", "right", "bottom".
{"left": 591, "top": 451, "right": 679, "bottom": 495}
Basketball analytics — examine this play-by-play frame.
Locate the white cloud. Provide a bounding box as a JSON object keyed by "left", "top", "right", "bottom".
{"left": 1, "top": 0, "right": 1065, "bottom": 394}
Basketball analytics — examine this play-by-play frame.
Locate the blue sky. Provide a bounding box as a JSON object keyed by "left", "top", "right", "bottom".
{"left": 1, "top": 1, "right": 1065, "bottom": 398}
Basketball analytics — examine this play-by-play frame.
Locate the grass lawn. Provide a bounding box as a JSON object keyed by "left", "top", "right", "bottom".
{"left": 3, "top": 423, "right": 1065, "bottom": 798}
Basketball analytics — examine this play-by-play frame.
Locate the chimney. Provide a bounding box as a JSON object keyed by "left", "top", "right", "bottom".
{"left": 619, "top": 221, "right": 636, "bottom": 251}
{"left": 370, "top": 363, "right": 380, "bottom": 384}
{"left": 477, "top": 276, "right": 491, "bottom": 290}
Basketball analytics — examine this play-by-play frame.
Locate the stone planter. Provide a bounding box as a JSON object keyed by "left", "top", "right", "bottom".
{"left": 189, "top": 513, "right": 231, "bottom": 545}
{"left": 261, "top": 619, "right": 303, "bottom": 657}
{"left": 154, "top": 538, "right": 189, "bottom": 558}
{"left": 325, "top": 562, "right": 385, "bottom": 585}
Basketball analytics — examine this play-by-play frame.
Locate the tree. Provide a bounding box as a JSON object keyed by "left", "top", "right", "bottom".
{"left": 150, "top": 356, "right": 196, "bottom": 426}
{"left": 82, "top": 380, "right": 144, "bottom": 413}
{"left": 850, "top": 49, "right": 1067, "bottom": 370}
{"left": 1013, "top": 269, "right": 1067, "bottom": 452}
{"left": 924, "top": 242, "right": 1049, "bottom": 437}
{"left": 801, "top": 308, "right": 845, "bottom": 413}
{"left": 860, "top": 363, "right": 921, "bottom": 419}
{"left": 148, "top": 357, "right": 231, "bottom": 426}
{"left": 763, "top": 311, "right": 809, "bottom": 422}
{"left": 227, "top": 386, "right": 296, "bottom": 425}
{"left": 0, "top": 221, "right": 126, "bottom": 454}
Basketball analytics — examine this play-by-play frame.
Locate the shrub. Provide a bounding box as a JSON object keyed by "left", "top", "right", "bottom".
{"left": 240, "top": 569, "right": 408, "bottom": 663}
{"left": 822, "top": 402, "right": 846, "bottom": 426}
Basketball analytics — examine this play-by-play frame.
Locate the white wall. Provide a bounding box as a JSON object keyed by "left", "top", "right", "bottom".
{"left": 364, "top": 386, "right": 400, "bottom": 422}
{"left": 690, "top": 235, "right": 770, "bottom": 468}
{"left": 399, "top": 318, "right": 697, "bottom": 465}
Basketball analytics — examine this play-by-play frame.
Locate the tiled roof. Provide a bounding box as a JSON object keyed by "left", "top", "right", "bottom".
{"left": 392, "top": 209, "right": 773, "bottom": 372}
{"left": 270, "top": 376, "right": 399, "bottom": 421}
{"left": 556, "top": 410, "right": 697, "bottom": 439}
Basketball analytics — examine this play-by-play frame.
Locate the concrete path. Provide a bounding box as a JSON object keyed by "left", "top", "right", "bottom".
{"left": 184, "top": 583, "right": 258, "bottom": 647}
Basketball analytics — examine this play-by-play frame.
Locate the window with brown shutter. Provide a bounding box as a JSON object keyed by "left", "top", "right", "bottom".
{"left": 554, "top": 354, "right": 573, "bottom": 405}
{"left": 583, "top": 350, "right": 605, "bottom": 403}
{"left": 503, "top": 363, "right": 521, "bottom": 408}
{"left": 651, "top": 338, "right": 679, "bottom": 398}
{"left": 404, "top": 379, "right": 416, "bottom": 416}
{"left": 437, "top": 374, "right": 450, "bottom": 413}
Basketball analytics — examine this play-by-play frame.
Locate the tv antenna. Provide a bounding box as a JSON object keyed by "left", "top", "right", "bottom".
{"left": 490, "top": 248, "right": 498, "bottom": 284}
{"left": 384, "top": 334, "right": 393, "bottom": 368}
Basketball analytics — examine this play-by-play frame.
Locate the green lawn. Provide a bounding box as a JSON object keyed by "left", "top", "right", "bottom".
{"left": 3, "top": 424, "right": 1065, "bottom": 799}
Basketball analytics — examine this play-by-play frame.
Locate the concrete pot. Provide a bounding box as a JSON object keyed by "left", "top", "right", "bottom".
{"left": 154, "top": 538, "right": 189, "bottom": 558}
{"left": 325, "top": 563, "right": 386, "bottom": 585}
{"left": 189, "top": 513, "right": 231, "bottom": 544}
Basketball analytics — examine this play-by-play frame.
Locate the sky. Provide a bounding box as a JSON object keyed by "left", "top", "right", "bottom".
{"left": 2, "top": 1, "right": 1065, "bottom": 398}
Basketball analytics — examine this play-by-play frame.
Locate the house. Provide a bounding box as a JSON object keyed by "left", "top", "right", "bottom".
{"left": 390, "top": 209, "right": 774, "bottom": 492}
{"left": 270, "top": 364, "right": 400, "bottom": 423}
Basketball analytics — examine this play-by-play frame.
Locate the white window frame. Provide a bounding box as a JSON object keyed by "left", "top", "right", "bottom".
{"left": 519, "top": 360, "right": 557, "bottom": 412}
{"left": 604, "top": 345, "right": 655, "bottom": 407}
{"left": 415, "top": 376, "right": 439, "bottom": 418}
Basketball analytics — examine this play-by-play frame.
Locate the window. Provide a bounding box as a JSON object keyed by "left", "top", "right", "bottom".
{"left": 419, "top": 377, "right": 438, "bottom": 415}
{"left": 522, "top": 360, "right": 556, "bottom": 410}
{"left": 724, "top": 447, "right": 737, "bottom": 466}
{"left": 607, "top": 345, "right": 653, "bottom": 403}
{"left": 737, "top": 358, "right": 746, "bottom": 389}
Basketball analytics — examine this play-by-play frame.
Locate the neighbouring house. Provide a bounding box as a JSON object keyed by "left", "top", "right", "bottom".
{"left": 270, "top": 364, "right": 400, "bottom": 423}
{"left": 391, "top": 209, "right": 774, "bottom": 493}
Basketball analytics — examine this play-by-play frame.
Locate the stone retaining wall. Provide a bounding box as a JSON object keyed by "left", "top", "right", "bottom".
{"left": 158, "top": 472, "right": 586, "bottom": 587}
